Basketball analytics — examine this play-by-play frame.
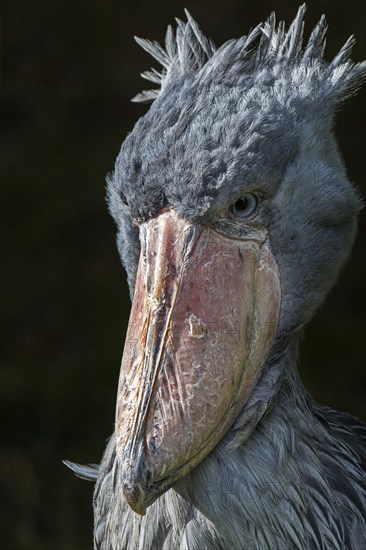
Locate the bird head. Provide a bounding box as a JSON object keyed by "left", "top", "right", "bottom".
{"left": 107, "top": 6, "right": 365, "bottom": 515}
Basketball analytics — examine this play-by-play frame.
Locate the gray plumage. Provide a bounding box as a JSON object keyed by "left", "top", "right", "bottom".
{"left": 66, "top": 5, "right": 366, "bottom": 549}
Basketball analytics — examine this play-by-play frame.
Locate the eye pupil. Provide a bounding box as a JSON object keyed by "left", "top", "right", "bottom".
{"left": 235, "top": 197, "right": 249, "bottom": 211}
{"left": 231, "top": 193, "right": 258, "bottom": 218}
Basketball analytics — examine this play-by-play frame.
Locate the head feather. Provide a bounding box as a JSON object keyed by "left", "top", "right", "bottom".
{"left": 132, "top": 4, "right": 366, "bottom": 106}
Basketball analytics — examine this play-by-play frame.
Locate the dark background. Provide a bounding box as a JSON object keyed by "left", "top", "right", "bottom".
{"left": 1, "top": 1, "right": 365, "bottom": 548}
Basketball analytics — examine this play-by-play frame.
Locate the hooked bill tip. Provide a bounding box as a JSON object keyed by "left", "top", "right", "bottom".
{"left": 122, "top": 479, "right": 147, "bottom": 516}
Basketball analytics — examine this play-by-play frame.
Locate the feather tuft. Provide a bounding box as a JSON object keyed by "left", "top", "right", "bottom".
{"left": 132, "top": 8, "right": 366, "bottom": 105}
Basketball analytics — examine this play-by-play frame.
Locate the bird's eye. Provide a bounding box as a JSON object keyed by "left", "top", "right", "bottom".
{"left": 230, "top": 193, "right": 258, "bottom": 218}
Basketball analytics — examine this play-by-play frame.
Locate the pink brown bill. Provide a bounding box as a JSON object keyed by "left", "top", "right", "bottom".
{"left": 115, "top": 209, "right": 281, "bottom": 514}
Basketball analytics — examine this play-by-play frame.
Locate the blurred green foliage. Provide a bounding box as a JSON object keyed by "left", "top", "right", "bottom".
{"left": 1, "top": 1, "right": 365, "bottom": 548}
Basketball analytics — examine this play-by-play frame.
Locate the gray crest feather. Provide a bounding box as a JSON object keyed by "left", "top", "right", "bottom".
{"left": 132, "top": 4, "right": 366, "bottom": 106}
{"left": 132, "top": 9, "right": 216, "bottom": 103}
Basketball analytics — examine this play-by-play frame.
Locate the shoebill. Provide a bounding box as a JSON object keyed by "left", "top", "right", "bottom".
{"left": 65, "top": 5, "right": 366, "bottom": 549}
